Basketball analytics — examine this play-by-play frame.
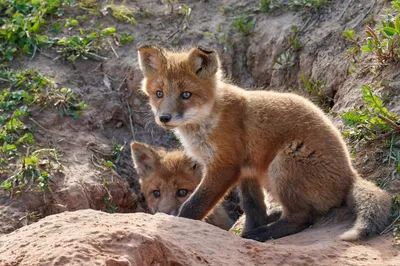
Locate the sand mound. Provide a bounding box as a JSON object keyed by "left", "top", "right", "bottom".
{"left": 0, "top": 209, "right": 398, "bottom": 266}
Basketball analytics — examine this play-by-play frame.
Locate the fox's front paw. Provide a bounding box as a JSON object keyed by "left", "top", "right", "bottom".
{"left": 241, "top": 226, "right": 270, "bottom": 242}
{"left": 177, "top": 205, "right": 198, "bottom": 220}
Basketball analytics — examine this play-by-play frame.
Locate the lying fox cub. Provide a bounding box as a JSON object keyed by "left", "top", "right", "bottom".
{"left": 131, "top": 141, "right": 234, "bottom": 230}
{"left": 137, "top": 44, "right": 391, "bottom": 242}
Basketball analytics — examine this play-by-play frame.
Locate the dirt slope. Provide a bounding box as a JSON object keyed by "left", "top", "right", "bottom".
{"left": 0, "top": 209, "right": 398, "bottom": 266}
{"left": 1, "top": 0, "right": 400, "bottom": 265}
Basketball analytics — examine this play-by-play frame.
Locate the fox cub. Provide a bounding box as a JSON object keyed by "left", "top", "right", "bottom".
{"left": 137, "top": 45, "right": 391, "bottom": 241}
{"left": 130, "top": 141, "right": 234, "bottom": 230}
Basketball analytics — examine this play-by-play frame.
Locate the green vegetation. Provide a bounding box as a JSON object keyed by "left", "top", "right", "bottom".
{"left": 341, "top": 85, "right": 399, "bottom": 142}
{"left": 300, "top": 73, "right": 332, "bottom": 109}
{"left": 106, "top": 2, "right": 136, "bottom": 24}
{"left": 260, "top": 0, "right": 328, "bottom": 12}
{"left": 272, "top": 25, "right": 302, "bottom": 70}
{"left": 56, "top": 26, "right": 116, "bottom": 62}
{"left": 380, "top": 194, "right": 400, "bottom": 239}
{"left": 0, "top": 69, "right": 87, "bottom": 195}
{"left": 232, "top": 14, "right": 255, "bottom": 36}
{"left": 341, "top": 29, "right": 361, "bottom": 73}
{"left": 0, "top": 0, "right": 134, "bottom": 64}
{"left": 204, "top": 26, "right": 229, "bottom": 50}
{"left": 360, "top": 1, "right": 400, "bottom": 63}
{"left": 342, "top": 1, "right": 400, "bottom": 64}
{"left": 104, "top": 195, "right": 118, "bottom": 213}
{"left": 340, "top": 85, "right": 400, "bottom": 180}
{"left": 0, "top": 0, "right": 64, "bottom": 61}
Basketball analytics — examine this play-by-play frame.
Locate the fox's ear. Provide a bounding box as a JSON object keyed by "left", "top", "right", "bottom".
{"left": 188, "top": 46, "right": 219, "bottom": 79}
{"left": 137, "top": 44, "right": 166, "bottom": 77}
{"left": 130, "top": 141, "right": 159, "bottom": 177}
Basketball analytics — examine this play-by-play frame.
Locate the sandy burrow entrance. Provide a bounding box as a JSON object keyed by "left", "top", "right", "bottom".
{"left": 0, "top": 209, "right": 398, "bottom": 266}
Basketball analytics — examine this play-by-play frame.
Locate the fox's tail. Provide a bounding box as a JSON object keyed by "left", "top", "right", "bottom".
{"left": 339, "top": 178, "right": 392, "bottom": 241}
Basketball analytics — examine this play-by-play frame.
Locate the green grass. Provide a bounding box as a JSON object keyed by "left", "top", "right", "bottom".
{"left": 300, "top": 73, "right": 332, "bottom": 109}
{"left": 0, "top": 0, "right": 64, "bottom": 61}
{"left": 106, "top": 3, "right": 136, "bottom": 25}
{"left": 0, "top": 0, "right": 134, "bottom": 64}
{"left": 342, "top": 1, "right": 400, "bottom": 64}
{"left": 0, "top": 69, "right": 87, "bottom": 196}
{"left": 232, "top": 14, "right": 255, "bottom": 36}
{"left": 259, "top": 0, "right": 328, "bottom": 12}
{"left": 340, "top": 85, "right": 400, "bottom": 178}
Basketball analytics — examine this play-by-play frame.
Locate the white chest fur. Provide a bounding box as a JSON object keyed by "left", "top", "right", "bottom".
{"left": 174, "top": 120, "right": 217, "bottom": 165}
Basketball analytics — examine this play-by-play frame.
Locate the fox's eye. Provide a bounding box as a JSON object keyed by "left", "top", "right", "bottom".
{"left": 192, "top": 163, "right": 198, "bottom": 171}
{"left": 176, "top": 189, "right": 188, "bottom": 197}
{"left": 156, "top": 90, "right": 163, "bottom": 98}
{"left": 153, "top": 190, "right": 161, "bottom": 198}
{"left": 180, "top": 91, "right": 192, "bottom": 100}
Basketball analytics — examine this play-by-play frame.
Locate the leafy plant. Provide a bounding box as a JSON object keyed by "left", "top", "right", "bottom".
{"left": 260, "top": 0, "right": 272, "bottom": 12}
{"left": 204, "top": 26, "right": 229, "bottom": 51}
{"left": 162, "top": 0, "right": 178, "bottom": 14}
{"left": 360, "top": 2, "right": 400, "bottom": 63}
{"left": 118, "top": 33, "right": 134, "bottom": 45}
{"left": 111, "top": 139, "right": 125, "bottom": 165}
{"left": 300, "top": 73, "right": 332, "bottom": 109}
{"left": 259, "top": 0, "right": 328, "bottom": 13}
{"left": 341, "top": 29, "right": 361, "bottom": 73}
{"left": 271, "top": 25, "right": 301, "bottom": 70}
{"left": 178, "top": 3, "right": 192, "bottom": 22}
{"left": 104, "top": 195, "right": 118, "bottom": 213}
{"left": 56, "top": 26, "right": 116, "bottom": 62}
{"left": 0, "top": 0, "right": 64, "bottom": 61}
{"left": 387, "top": 194, "right": 400, "bottom": 239}
{"left": 65, "top": 17, "right": 79, "bottom": 28}
{"left": 340, "top": 85, "right": 399, "bottom": 141}
{"left": 106, "top": 3, "right": 136, "bottom": 24}
{"left": 232, "top": 14, "right": 255, "bottom": 36}
{"left": 271, "top": 51, "right": 294, "bottom": 70}
{"left": 0, "top": 69, "right": 87, "bottom": 195}
{"left": 287, "top": 0, "right": 328, "bottom": 11}
{"left": 289, "top": 24, "right": 301, "bottom": 51}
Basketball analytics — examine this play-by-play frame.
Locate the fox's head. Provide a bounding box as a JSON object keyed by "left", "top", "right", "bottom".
{"left": 137, "top": 45, "right": 221, "bottom": 129}
{"left": 130, "top": 141, "right": 202, "bottom": 215}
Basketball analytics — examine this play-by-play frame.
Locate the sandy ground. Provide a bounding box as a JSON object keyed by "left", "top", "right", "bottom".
{"left": 0, "top": 209, "right": 398, "bottom": 266}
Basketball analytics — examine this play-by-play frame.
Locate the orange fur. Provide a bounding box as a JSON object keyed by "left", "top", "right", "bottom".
{"left": 130, "top": 141, "right": 234, "bottom": 230}
{"left": 137, "top": 45, "right": 391, "bottom": 241}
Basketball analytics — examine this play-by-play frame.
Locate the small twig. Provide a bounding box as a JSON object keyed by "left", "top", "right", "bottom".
{"left": 29, "top": 117, "right": 66, "bottom": 137}
{"left": 92, "top": 63, "right": 103, "bottom": 73}
{"left": 373, "top": 131, "right": 394, "bottom": 140}
{"left": 39, "top": 52, "right": 57, "bottom": 60}
{"left": 354, "top": 0, "right": 377, "bottom": 28}
{"left": 339, "top": 0, "right": 353, "bottom": 20}
{"left": 380, "top": 215, "right": 400, "bottom": 235}
{"left": 53, "top": 55, "right": 63, "bottom": 61}
{"left": 378, "top": 115, "right": 400, "bottom": 131}
{"left": 362, "top": 0, "right": 376, "bottom": 21}
{"left": 86, "top": 52, "right": 107, "bottom": 61}
{"left": 125, "top": 100, "right": 136, "bottom": 139}
{"left": 91, "top": 154, "right": 108, "bottom": 171}
{"left": 30, "top": 44, "right": 37, "bottom": 61}
{"left": 107, "top": 39, "right": 119, "bottom": 58}
{"left": 117, "top": 74, "right": 128, "bottom": 92}
{"left": 166, "top": 28, "right": 181, "bottom": 40}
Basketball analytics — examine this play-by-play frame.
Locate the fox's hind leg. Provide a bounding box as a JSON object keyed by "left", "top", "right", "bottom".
{"left": 239, "top": 179, "right": 282, "bottom": 233}
{"left": 241, "top": 214, "right": 312, "bottom": 241}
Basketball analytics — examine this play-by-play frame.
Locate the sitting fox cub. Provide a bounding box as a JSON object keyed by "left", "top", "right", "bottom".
{"left": 130, "top": 141, "right": 234, "bottom": 230}
{"left": 137, "top": 45, "right": 391, "bottom": 241}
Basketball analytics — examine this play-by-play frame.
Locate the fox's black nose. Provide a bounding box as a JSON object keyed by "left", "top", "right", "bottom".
{"left": 159, "top": 114, "right": 171, "bottom": 123}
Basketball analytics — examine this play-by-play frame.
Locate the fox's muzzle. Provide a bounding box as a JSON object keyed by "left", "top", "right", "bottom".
{"left": 159, "top": 114, "right": 172, "bottom": 123}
